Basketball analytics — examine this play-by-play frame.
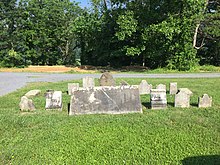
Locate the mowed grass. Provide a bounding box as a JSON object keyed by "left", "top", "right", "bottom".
{"left": 0, "top": 78, "right": 219, "bottom": 164}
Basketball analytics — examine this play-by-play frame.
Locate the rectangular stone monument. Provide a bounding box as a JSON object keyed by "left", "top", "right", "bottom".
{"left": 198, "top": 94, "right": 212, "bottom": 108}
{"left": 45, "top": 90, "right": 62, "bottom": 110}
{"left": 150, "top": 89, "right": 167, "bottom": 109}
{"left": 156, "top": 84, "right": 166, "bottom": 91}
{"left": 139, "top": 80, "right": 152, "bottom": 95}
{"left": 175, "top": 91, "right": 190, "bottom": 108}
{"left": 68, "top": 83, "right": 79, "bottom": 95}
{"left": 69, "top": 86, "right": 142, "bottom": 115}
{"left": 169, "top": 82, "right": 177, "bottom": 95}
{"left": 178, "top": 88, "right": 193, "bottom": 96}
{"left": 83, "top": 77, "right": 95, "bottom": 88}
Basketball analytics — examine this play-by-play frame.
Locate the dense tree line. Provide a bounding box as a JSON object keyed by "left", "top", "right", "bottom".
{"left": 0, "top": 0, "right": 219, "bottom": 70}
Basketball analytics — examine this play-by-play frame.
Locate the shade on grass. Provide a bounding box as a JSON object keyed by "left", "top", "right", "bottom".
{"left": 0, "top": 78, "right": 219, "bottom": 164}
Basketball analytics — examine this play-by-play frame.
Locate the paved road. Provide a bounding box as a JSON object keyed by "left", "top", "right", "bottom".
{"left": 0, "top": 72, "right": 220, "bottom": 96}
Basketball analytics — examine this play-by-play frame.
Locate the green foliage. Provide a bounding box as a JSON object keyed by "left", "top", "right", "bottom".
{"left": 0, "top": 78, "right": 220, "bottom": 164}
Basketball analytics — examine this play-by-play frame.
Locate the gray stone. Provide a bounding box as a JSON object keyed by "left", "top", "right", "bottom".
{"left": 99, "top": 72, "right": 116, "bottom": 86}
{"left": 69, "top": 86, "right": 142, "bottom": 115}
{"left": 19, "top": 96, "right": 36, "bottom": 111}
{"left": 198, "top": 94, "right": 212, "bottom": 108}
{"left": 45, "top": 91, "right": 62, "bottom": 110}
{"left": 169, "top": 82, "right": 177, "bottom": 95}
{"left": 83, "top": 77, "right": 95, "bottom": 88}
{"left": 25, "top": 90, "right": 41, "bottom": 98}
{"left": 156, "top": 84, "right": 166, "bottom": 91}
{"left": 178, "top": 88, "right": 193, "bottom": 96}
{"left": 175, "top": 90, "right": 190, "bottom": 108}
{"left": 120, "top": 80, "right": 129, "bottom": 86}
{"left": 68, "top": 83, "right": 79, "bottom": 95}
{"left": 150, "top": 89, "right": 167, "bottom": 109}
{"left": 139, "top": 80, "right": 152, "bottom": 95}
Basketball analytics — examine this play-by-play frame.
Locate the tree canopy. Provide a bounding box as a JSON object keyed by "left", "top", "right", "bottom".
{"left": 0, "top": 0, "right": 219, "bottom": 70}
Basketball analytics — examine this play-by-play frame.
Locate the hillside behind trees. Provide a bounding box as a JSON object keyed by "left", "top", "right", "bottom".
{"left": 0, "top": 0, "right": 219, "bottom": 70}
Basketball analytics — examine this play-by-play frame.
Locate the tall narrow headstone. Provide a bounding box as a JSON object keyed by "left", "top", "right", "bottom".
{"left": 150, "top": 89, "right": 167, "bottom": 109}
{"left": 45, "top": 90, "right": 62, "bottom": 110}
{"left": 83, "top": 77, "right": 95, "bottom": 88}
{"left": 139, "top": 80, "right": 152, "bottom": 95}
{"left": 99, "top": 72, "right": 116, "bottom": 86}
{"left": 69, "top": 86, "right": 142, "bottom": 115}
{"left": 175, "top": 91, "right": 190, "bottom": 108}
{"left": 68, "top": 83, "right": 79, "bottom": 95}
{"left": 156, "top": 84, "right": 166, "bottom": 91}
{"left": 198, "top": 94, "right": 212, "bottom": 108}
{"left": 169, "top": 82, "right": 177, "bottom": 95}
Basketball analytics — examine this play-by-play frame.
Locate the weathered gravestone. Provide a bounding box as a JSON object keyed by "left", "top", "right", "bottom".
{"left": 69, "top": 86, "right": 142, "bottom": 115}
{"left": 139, "top": 80, "right": 152, "bottom": 95}
{"left": 169, "top": 82, "right": 177, "bottom": 95}
{"left": 178, "top": 88, "right": 193, "bottom": 96}
{"left": 175, "top": 90, "right": 190, "bottom": 108}
{"left": 45, "top": 90, "right": 62, "bottom": 110}
{"left": 83, "top": 77, "right": 95, "bottom": 88}
{"left": 19, "top": 96, "right": 36, "bottom": 111}
{"left": 68, "top": 83, "right": 79, "bottom": 95}
{"left": 99, "top": 72, "right": 116, "bottom": 86}
{"left": 25, "top": 90, "right": 41, "bottom": 98}
{"left": 156, "top": 84, "right": 166, "bottom": 91}
{"left": 198, "top": 94, "right": 212, "bottom": 108}
{"left": 150, "top": 89, "right": 167, "bottom": 109}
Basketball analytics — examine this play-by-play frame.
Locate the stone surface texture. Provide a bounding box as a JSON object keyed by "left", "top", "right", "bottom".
{"left": 25, "top": 90, "right": 41, "bottom": 98}
{"left": 169, "top": 82, "right": 177, "bottom": 95}
{"left": 99, "top": 72, "right": 116, "bottom": 86}
{"left": 68, "top": 83, "right": 79, "bottom": 95}
{"left": 150, "top": 89, "right": 167, "bottom": 109}
{"left": 69, "top": 86, "right": 142, "bottom": 115}
{"left": 45, "top": 91, "right": 62, "bottom": 110}
{"left": 175, "top": 91, "right": 190, "bottom": 108}
{"left": 83, "top": 77, "right": 95, "bottom": 88}
{"left": 19, "top": 96, "right": 36, "bottom": 111}
{"left": 198, "top": 94, "right": 212, "bottom": 108}
{"left": 178, "top": 88, "right": 193, "bottom": 96}
{"left": 139, "top": 80, "right": 152, "bottom": 95}
{"left": 156, "top": 84, "right": 166, "bottom": 91}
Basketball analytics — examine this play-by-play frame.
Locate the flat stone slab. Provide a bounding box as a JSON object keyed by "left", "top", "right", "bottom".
{"left": 69, "top": 86, "right": 142, "bottom": 115}
{"left": 25, "top": 90, "right": 41, "bottom": 98}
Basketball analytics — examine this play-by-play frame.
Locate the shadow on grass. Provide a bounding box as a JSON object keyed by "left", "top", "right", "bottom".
{"left": 182, "top": 155, "right": 220, "bottom": 165}
{"left": 142, "top": 102, "right": 151, "bottom": 109}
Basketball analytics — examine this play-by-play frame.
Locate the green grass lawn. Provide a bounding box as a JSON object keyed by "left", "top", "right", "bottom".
{"left": 0, "top": 78, "right": 220, "bottom": 164}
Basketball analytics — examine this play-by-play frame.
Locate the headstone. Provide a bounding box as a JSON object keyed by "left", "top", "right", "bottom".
{"left": 69, "top": 86, "right": 142, "bottom": 115}
{"left": 175, "top": 90, "right": 190, "bottom": 108}
{"left": 19, "top": 96, "right": 36, "bottom": 111}
{"left": 150, "top": 89, "right": 167, "bottom": 109}
{"left": 99, "top": 72, "right": 116, "bottom": 86}
{"left": 198, "top": 94, "right": 212, "bottom": 108}
{"left": 156, "top": 84, "right": 166, "bottom": 91}
{"left": 83, "top": 77, "right": 95, "bottom": 88}
{"left": 169, "top": 82, "right": 177, "bottom": 95}
{"left": 68, "top": 83, "right": 79, "bottom": 95}
{"left": 178, "top": 88, "right": 193, "bottom": 96}
{"left": 120, "top": 80, "right": 129, "bottom": 86}
{"left": 25, "top": 90, "right": 41, "bottom": 98}
{"left": 139, "top": 80, "right": 152, "bottom": 95}
{"left": 45, "top": 91, "right": 62, "bottom": 110}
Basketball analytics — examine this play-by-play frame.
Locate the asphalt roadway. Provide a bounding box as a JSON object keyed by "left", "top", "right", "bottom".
{"left": 0, "top": 72, "right": 220, "bottom": 97}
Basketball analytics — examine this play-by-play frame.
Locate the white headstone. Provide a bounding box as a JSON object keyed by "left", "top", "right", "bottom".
{"left": 45, "top": 91, "right": 62, "bottom": 110}
{"left": 83, "top": 77, "right": 95, "bottom": 88}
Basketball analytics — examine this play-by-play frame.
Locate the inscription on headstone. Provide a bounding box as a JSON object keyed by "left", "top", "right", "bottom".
{"left": 169, "top": 82, "right": 177, "bottom": 95}
{"left": 45, "top": 91, "right": 62, "bottom": 110}
{"left": 139, "top": 80, "right": 152, "bottom": 95}
{"left": 83, "top": 77, "right": 95, "bottom": 88}
{"left": 150, "top": 89, "right": 167, "bottom": 109}
{"left": 198, "top": 94, "right": 212, "bottom": 108}
{"left": 99, "top": 72, "right": 116, "bottom": 86}
{"left": 68, "top": 83, "right": 79, "bottom": 95}
{"left": 175, "top": 91, "right": 190, "bottom": 108}
{"left": 69, "top": 86, "right": 142, "bottom": 115}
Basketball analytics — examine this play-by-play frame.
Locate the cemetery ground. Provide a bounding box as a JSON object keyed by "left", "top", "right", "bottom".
{"left": 0, "top": 78, "right": 220, "bottom": 164}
